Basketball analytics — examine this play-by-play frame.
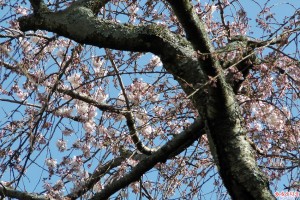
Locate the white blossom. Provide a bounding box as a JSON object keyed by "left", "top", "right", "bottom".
{"left": 83, "top": 120, "right": 96, "bottom": 133}
{"left": 116, "top": 93, "right": 126, "bottom": 106}
{"left": 92, "top": 57, "right": 103, "bottom": 68}
{"left": 56, "top": 139, "right": 67, "bottom": 152}
{"left": 149, "top": 55, "right": 162, "bottom": 67}
{"left": 56, "top": 107, "right": 73, "bottom": 116}
{"left": 45, "top": 158, "right": 57, "bottom": 169}
{"left": 62, "top": 128, "right": 73, "bottom": 136}
{"left": 67, "top": 73, "right": 81, "bottom": 88}
{"left": 76, "top": 101, "right": 89, "bottom": 115}
{"left": 93, "top": 88, "right": 108, "bottom": 103}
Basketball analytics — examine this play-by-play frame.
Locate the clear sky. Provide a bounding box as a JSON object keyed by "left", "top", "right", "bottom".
{"left": 0, "top": 0, "right": 299, "bottom": 199}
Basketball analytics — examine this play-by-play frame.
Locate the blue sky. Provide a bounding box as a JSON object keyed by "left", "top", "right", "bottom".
{"left": 0, "top": 0, "right": 299, "bottom": 199}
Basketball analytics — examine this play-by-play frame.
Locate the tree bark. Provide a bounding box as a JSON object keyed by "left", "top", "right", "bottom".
{"left": 18, "top": 1, "right": 275, "bottom": 199}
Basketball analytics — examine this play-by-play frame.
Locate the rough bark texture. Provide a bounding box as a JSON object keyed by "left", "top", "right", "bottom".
{"left": 16, "top": 0, "right": 276, "bottom": 199}
{"left": 165, "top": 1, "right": 275, "bottom": 199}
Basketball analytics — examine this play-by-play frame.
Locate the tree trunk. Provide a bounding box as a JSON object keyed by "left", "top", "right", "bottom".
{"left": 18, "top": 1, "right": 276, "bottom": 199}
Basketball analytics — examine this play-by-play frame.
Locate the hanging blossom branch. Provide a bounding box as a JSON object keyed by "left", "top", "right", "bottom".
{"left": 105, "top": 49, "right": 157, "bottom": 155}
{"left": 0, "top": 119, "right": 203, "bottom": 200}
{"left": 15, "top": 44, "right": 84, "bottom": 189}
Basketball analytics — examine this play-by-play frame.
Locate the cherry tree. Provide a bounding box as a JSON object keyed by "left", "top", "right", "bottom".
{"left": 0, "top": 0, "right": 299, "bottom": 199}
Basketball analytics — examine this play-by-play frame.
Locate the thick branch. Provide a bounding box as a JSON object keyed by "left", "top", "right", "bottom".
{"left": 29, "top": 0, "right": 49, "bottom": 13}
{"left": 67, "top": 150, "right": 150, "bottom": 199}
{"left": 18, "top": 4, "right": 192, "bottom": 58}
{"left": 66, "top": 155, "right": 127, "bottom": 199}
{"left": 17, "top": 1, "right": 276, "bottom": 199}
{"left": 70, "top": 0, "right": 111, "bottom": 14}
{"left": 165, "top": 0, "right": 214, "bottom": 54}
{"left": 89, "top": 119, "right": 204, "bottom": 199}
{"left": 0, "top": 185, "right": 48, "bottom": 200}
{"left": 164, "top": 1, "right": 275, "bottom": 199}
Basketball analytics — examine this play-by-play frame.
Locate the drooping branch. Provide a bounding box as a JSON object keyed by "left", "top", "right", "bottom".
{"left": 89, "top": 119, "right": 204, "bottom": 200}
{"left": 125, "top": 112, "right": 158, "bottom": 155}
{"left": 106, "top": 49, "right": 157, "bottom": 155}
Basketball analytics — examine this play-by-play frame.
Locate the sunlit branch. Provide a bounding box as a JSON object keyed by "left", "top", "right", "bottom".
{"left": 66, "top": 151, "right": 145, "bottom": 199}
{"left": 70, "top": 0, "right": 111, "bottom": 14}
{"left": 66, "top": 156, "right": 126, "bottom": 199}
{"left": 0, "top": 184, "right": 47, "bottom": 200}
{"left": 125, "top": 112, "right": 158, "bottom": 155}
{"left": 90, "top": 119, "right": 204, "bottom": 199}
{"left": 18, "top": 3, "right": 193, "bottom": 60}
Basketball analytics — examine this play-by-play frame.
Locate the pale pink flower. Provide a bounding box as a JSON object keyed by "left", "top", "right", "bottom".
{"left": 126, "top": 158, "right": 138, "bottom": 167}
{"left": 150, "top": 93, "right": 159, "bottom": 102}
{"left": 116, "top": 93, "right": 126, "bottom": 106}
{"left": 0, "top": 44, "right": 10, "bottom": 57}
{"left": 54, "top": 180, "right": 64, "bottom": 190}
{"left": 81, "top": 143, "right": 91, "bottom": 158}
{"left": 67, "top": 73, "right": 81, "bottom": 88}
{"left": 76, "top": 101, "right": 89, "bottom": 115}
{"left": 56, "top": 107, "right": 73, "bottom": 117}
{"left": 56, "top": 139, "right": 67, "bottom": 152}
{"left": 37, "top": 134, "right": 47, "bottom": 144}
{"left": 149, "top": 55, "right": 162, "bottom": 68}
{"left": 70, "top": 156, "right": 82, "bottom": 172}
{"left": 16, "top": 90, "right": 27, "bottom": 100}
{"left": 93, "top": 88, "right": 108, "bottom": 103}
{"left": 62, "top": 128, "right": 73, "bottom": 136}
{"left": 45, "top": 158, "right": 57, "bottom": 169}
{"left": 129, "top": 4, "right": 139, "bottom": 14}
{"left": 72, "top": 140, "right": 82, "bottom": 149}
{"left": 92, "top": 57, "right": 103, "bottom": 68}
{"left": 142, "top": 125, "right": 152, "bottom": 136}
{"left": 66, "top": 174, "right": 75, "bottom": 181}
{"left": 15, "top": 6, "right": 28, "bottom": 15}
{"left": 83, "top": 120, "right": 95, "bottom": 133}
